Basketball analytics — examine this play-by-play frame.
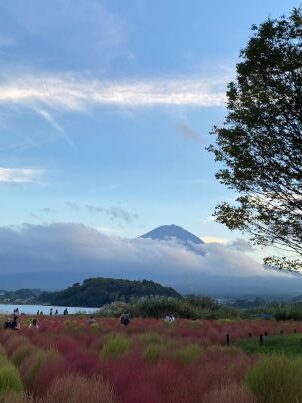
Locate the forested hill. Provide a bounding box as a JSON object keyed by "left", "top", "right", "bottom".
{"left": 38, "top": 277, "right": 181, "bottom": 307}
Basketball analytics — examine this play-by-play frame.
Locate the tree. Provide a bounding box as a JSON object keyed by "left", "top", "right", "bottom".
{"left": 207, "top": 8, "right": 302, "bottom": 271}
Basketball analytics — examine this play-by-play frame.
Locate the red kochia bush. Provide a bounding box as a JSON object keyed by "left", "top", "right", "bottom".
{"left": 51, "top": 337, "right": 80, "bottom": 356}
{"left": 5, "top": 336, "right": 29, "bottom": 357}
{"left": 65, "top": 349, "right": 102, "bottom": 376}
{"left": 32, "top": 358, "right": 67, "bottom": 396}
{"left": 42, "top": 374, "right": 117, "bottom": 403}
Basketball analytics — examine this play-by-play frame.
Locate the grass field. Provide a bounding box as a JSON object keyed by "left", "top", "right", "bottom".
{"left": 240, "top": 334, "right": 302, "bottom": 356}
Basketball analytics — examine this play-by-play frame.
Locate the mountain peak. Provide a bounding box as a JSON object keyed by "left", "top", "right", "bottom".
{"left": 140, "top": 225, "right": 204, "bottom": 252}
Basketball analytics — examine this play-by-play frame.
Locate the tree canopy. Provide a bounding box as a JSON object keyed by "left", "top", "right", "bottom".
{"left": 208, "top": 8, "right": 302, "bottom": 271}
{"left": 39, "top": 277, "right": 181, "bottom": 307}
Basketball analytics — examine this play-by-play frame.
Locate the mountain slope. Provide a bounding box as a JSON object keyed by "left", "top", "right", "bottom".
{"left": 140, "top": 224, "right": 204, "bottom": 253}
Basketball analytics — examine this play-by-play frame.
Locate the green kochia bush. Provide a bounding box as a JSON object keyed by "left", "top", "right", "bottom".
{"left": 11, "top": 345, "right": 36, "bottom": 367}
{"left": 101, "top": 335, "right": 131, "bottom": 360}
{"left": 0, "top": 364, "right": 23, "bottom": 395}
{"left": 178, "top": 344, "right": 202, "bottom": 364}
{"left": 21, "top": 349, "right": 60, "bottom": 391}
{"left": 246, "top": 356, "right": 302, "bottom": 403}
{"left": 143, "top": 344, "right": 165, "bottom": 362}
{"left": 141, "top": 333, "right": 165, "bottom": 346}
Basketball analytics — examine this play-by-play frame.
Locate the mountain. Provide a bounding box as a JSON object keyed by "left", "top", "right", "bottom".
{"left": 140, "top": 224, "right": 204, "bottom": 253}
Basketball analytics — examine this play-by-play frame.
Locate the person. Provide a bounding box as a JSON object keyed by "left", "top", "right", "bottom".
{"left": 120, "top": 313, "right": 130, "bottom": 327}
{"left": 63, "top": 308, "right": 69, "bottom": 316}
{"left": 87, "top": 316, "right": 95, "bottom": 325}
{"left": 3, "top": 318, "right": 13, "bottom": 329}
{"left": 13, "top": 308, "right": 19, "bottom": 315}
{"left": 164, "top": 313, "right": 175, "bottom": 323}
{"left": 28, "top": 318, "right": 39, "bottom": 329}
{"left": 164, "top": 314, "right": 170, "bottom": 322}
{"left": 36, "top": 310, "right": 40, "bottom": 316}
{"left": 10, "top": 315, "right": 20, "bottom": 330}
{"left": 40, "top": 311, "right": 43, "bottom": 315}
{"left": 55, "top": 309, "right": 58, "bottom": 316}
{"left": 49, "top": 308, "right": 53, "bottom": 316}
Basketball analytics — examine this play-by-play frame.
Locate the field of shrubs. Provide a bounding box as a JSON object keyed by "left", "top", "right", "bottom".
{"left": 0, "top": 315, "right": 301, "bottom": 402}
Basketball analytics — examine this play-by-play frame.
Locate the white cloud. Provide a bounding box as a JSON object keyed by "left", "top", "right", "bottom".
{"left": 201, "top": 235, "right": 228, "bottom": 244}
{"left": 0, "top": 73, "right": 227, "bottom": 110}
{"left": 0, "top": 167, "right": 43, "bottom": 184}
{"left": 0, "top": 222, "right": 300, "bottom": 294}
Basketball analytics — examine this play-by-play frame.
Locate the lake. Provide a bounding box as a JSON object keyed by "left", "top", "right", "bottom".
{"left": 0, "top": 304, "right": 98, "bottom": 315}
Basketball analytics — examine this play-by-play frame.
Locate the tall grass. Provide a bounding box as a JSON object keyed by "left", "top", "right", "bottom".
{"left": 246, "top": 355, "right": 302, "bottom": 403}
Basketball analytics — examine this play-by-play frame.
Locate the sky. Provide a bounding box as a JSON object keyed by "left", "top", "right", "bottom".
{"left": 0, "top": 0, "right": 301, "bottom": 292}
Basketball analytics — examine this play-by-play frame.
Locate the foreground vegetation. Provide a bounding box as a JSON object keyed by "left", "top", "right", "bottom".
{"left": 0, "top": 315, "right": 301, "bottom": 402}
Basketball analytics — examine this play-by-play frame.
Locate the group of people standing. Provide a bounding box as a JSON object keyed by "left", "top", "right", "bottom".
{"left": 3, "top": 307, "right": 176, "bottom": 331}
{"left": 4, "top": 308, "right": 20, "bottom": 330}
{"left": 3, "top": 306, "right": 71, "bottom": 331}
{"left": 36, "top": 308, "right": 68, "bottom": 316}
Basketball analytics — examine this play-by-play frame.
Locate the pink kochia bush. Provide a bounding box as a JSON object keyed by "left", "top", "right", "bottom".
{"left": 42, "top": 374, "right": 117, "bottom": 403}
{"left": 1, "top": 316, "right": 301, "bottom": 402}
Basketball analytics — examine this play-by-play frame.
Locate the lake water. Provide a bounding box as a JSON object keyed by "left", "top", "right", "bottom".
{"left": 0, "top": 304, "right": 98, "bottom": 315}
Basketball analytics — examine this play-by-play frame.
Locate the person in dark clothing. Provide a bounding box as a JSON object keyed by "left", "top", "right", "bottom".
{"left": 120, "top": 313, "right": 130, "bottom": 327}
{"left": 10, "top": 316, "right": 20, "bottom": 330}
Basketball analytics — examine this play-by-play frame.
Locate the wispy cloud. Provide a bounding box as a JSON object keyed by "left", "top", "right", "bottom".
{"left": 34, "top": 108, "right": 74, "bottom": 147}
{"left": 0, "top": 73, "right": 227, "bottom": 110}
{"left": 86, "top": 204, "right": 138, "bottom": 223}
{"left": 176, "top": 122, "right": 202, "bottom": 143}
{"left": 40, "top": 207, "right": 55, "bottom": 214}
{"left": 65, "top": 202, "right": 80, "bottom": 212}
{"left": 0, "top": 168, "right": 43, "bottom": 184}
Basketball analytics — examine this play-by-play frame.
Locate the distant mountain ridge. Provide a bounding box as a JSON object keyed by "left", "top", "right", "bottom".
{"left": 140, "top": 224, "right": 204, "bottom": 253}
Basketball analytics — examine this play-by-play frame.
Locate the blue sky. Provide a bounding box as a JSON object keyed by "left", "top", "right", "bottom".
{"left": 0, "top": 0, "right": 299, "bottom": 242}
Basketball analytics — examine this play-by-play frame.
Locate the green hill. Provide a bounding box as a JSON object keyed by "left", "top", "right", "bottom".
{"left": 38, "top": 277, "right": 181, "bottom": 307}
